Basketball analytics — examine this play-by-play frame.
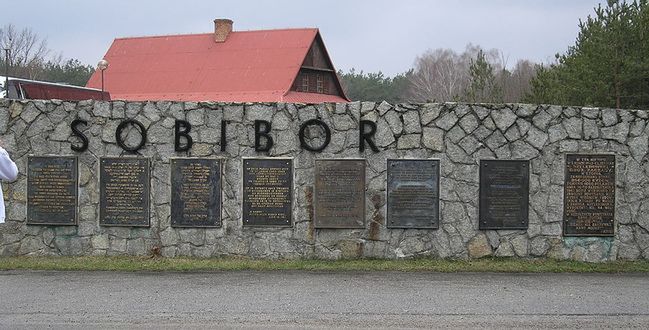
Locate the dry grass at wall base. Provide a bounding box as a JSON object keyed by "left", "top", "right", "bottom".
{"left": 1, "top": 256, "right": 649, "bottom": 273}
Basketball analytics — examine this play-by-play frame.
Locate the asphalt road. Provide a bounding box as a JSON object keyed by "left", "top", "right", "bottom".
{"left": 0, "top": 271, "right": 648, "bottom": 329}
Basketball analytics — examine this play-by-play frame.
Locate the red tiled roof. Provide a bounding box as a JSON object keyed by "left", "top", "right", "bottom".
{"left": 283, "top": 91, "right": 347, "bottom": 103}
{"left": 86, "top": 29, "right": 348, "bottom": 103}
{"left": 111, "top": 90, "right": 347, "bottom": 103}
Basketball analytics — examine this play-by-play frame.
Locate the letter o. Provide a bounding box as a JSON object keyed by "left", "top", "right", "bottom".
{"left": 299, "top": 119, "right": 331, "bottom": 152}
{"left": 115, "top": 119, "right": 147, "bottom": 153}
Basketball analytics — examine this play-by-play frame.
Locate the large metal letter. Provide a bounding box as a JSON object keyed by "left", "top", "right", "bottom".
{"left": 115, "top": 119, "right": 147, "bottom": 153}
{"left": 174, "top": 120, "right": 193, "bottom": 152}
{"left": 299, "top": 119, "right": 331, "bottom": 152}
{"left": 220, "top": 120, "right": 228, "bottom": 152}
{"left": 254, "top": 120, "right": 273, "bottom": 152}
{"left": 70, "top": 119, "right": 88, "bottom": 152}
{"left": 359, "top": 120, "right": 379, "bottom": 152}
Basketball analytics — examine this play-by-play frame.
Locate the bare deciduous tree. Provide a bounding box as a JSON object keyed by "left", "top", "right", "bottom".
{"left": 0, "top": 24, "right": 52, "bottom": 79}
{"left": 409, "top": 48, "right": 469, "bottom": 102}
{"left": 502, "top": 59, "right": 536, "bottom": 102}
{"left": 409, "top": 44, "right": 536, "bottom": 103}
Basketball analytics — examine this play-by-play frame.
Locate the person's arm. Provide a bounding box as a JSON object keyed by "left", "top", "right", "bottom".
{"left": 0, "top": 146, "right": 18, "bottom": 182}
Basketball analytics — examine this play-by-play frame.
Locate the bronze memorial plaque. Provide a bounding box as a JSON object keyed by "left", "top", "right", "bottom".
{"left": 99, "top": 157, "right": 150, "bottom": 227}
{"left": 242, "top": 158, "right": 293, "bottom": 227}
{"left": 314, "top": 159, "right": 366, "bottom": 229}
{"left": 563, "top": 154, "right": 615, "bottom": 236}
{"left": 27, "top": 156, "right": 78, "bottom": 225}
{"left": 387, "top": 159, "right": 439, "bottom": 229}
{"left": 479, "top": 160, "right": 529, "bottom": 230}
{"left": 171, "top": 158, "right": 221, "bottom": 228}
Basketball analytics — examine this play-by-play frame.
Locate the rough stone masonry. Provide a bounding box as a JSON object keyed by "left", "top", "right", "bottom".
{"left": 1, "top": 99, "right": 649, "bottom": 262}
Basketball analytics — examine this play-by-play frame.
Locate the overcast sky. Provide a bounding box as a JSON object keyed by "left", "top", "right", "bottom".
{"left": 1, "top": 0, "right": 604, "bottom": 76}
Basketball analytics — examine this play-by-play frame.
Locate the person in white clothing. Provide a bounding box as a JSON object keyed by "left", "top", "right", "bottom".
{"left": 0, "top": 143, "right": 18, "bottom": 224}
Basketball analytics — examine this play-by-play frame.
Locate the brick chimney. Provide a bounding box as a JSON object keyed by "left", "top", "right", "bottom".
{"left": 213, "top": 19, "right": 233, "bottom": 43}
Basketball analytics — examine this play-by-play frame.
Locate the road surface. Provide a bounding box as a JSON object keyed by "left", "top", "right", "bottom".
{"left": 0, "top": 270, "right": 648, "bottom": 328}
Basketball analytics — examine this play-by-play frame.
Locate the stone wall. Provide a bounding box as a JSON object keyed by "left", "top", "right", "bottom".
{"left": 1, "top": 99, "right": 648, "bottom": 262}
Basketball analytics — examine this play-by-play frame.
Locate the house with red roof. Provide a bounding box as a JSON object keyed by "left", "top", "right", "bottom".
{"left": 86, "top": 19, "right": 349, "bottom": 103}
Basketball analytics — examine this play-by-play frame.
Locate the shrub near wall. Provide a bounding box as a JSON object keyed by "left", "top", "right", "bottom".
{"left": 0, "top": 99, "right": 648, "bottom": 262}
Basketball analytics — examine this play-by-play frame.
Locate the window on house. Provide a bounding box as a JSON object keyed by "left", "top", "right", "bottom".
{"left": 324, "top": 76, "right": 330, "bottom": 94}
{"left": 302, "top": 74, "right": 309, "bottom": 92}
{"left": 316, "top": 74, "right": 323, "bottom": 93}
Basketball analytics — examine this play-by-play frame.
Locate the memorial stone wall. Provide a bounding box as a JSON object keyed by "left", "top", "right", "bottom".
{"left": 1, "top": 99, "right": 649, "bottom": 262}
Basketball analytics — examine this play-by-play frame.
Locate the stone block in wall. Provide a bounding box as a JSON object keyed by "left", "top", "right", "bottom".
{"left": 532, "top": 110, "right": 552, "bottom": 130}
{"left": 516, "top": 104, "right": 536, "bottom": 117}
{"left": 511, "top": 235, "right": 529, "bottom": 257}
{"left": 111, "top": 101, "right": 126, "bottom": 118}
{"left": 530, "top": 236, "right": 550, "bottom": 256}
{"left": 491, "top": 108, "right": 518, "bottom": 132}
{"left": 26, "top": 115, "right": 54, "bottom": 138}
{"left": 360, "top": 102, "right": 375, "bottom": 114}
{"left": 396, "top": 134, "right": 421, "bottom": 149}
{"left": 142, "top": 102, "right": 161, "bottom": 122}
{"left": 563, "top": 117, "right": 582, "bottom": 139}
{"left": 459, "top": 114, "right": 479, "bottom": 134}
{"left": 436, "top": 112, "right": 459, "bottom": 131}
{"left": 402, "top": 111, "right": 421, "bottom": 134}
{"left": 395, "top": 237, "right": 430, "bottom": 258}
{"left": 125, "top": 102, "right": 143, "bottom": 118}
{"left": 458, "top": 135, "right": 481, "bottom": 155}
{"left": 373, "top": 118, "right": 395, "bottom": 148}
{"left": 485, "top": 131, "right": 507, "bottom": 151}
{"left": 93, "top": 101, "right": 111, "bottom": 118}
{"left": 472, "top": 105, "right": 490, "bottom": 120}
{"left": 525, "top": 125, "right": 548, "bottom": 149}
{"left": 602, "top": 109, "right": 618, "bottom": 126}
{"left": 126, "top": 238, "right": 147, "bottom": 256}
{"left": 422, "top": 127, "right": 444, "bottom": 151}
{"left": 187, "top": 108, "right": 205, "bottom": 126}
{"left": 495, "top": 240, "right": 515, "bottom": 257}
{"left": 20, "top": 103, "right": 40, "bottom": 123}
{"left": 419, "top": 104, "right": 441, "bottom": 125}
{"left": 384, "top": 111, "right": 402, "bottom": 136}
{"left": 511, "top": 140, "right": 539, "bottom": 159}
{"left": 467, "top": 233, "right": 492, "bottom": 258}
{"left": 18, "top": 236, "right": 44, "bottom": 255}
{"left": 446, "top": 141, "right": 473, "bottom": 164}
{"left": 91, "top": 235, "right": 109, "bottom": 250}
{"left": 628, "top": 136, "right": 648, "bottom": 162}
{"left": 516, "top": 118, "right": 531, "bottom": 136}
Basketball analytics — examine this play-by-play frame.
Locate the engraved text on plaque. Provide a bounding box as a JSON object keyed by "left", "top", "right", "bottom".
{"left": 100, "top": 157, "right": 150, "bottom": 226}
{"left": 479, "top": 160, "right": 529, "bottom": 230}
{"left": 242, "top": 158, "right": 293, "bottom": 227}
{"left": 387, "top": 159, "right": 439, "bottom": 229}
{"left": 171, "top": 158, "right": 221, "bottom": 227}
{"left": 563, "top": 154, "right": 615, "bottom": 236}
{"left": 27, "top": 156, "right": 78, "bottom": 225}
{"left": 314, "top": 159, "right": 365, "bottom": 228}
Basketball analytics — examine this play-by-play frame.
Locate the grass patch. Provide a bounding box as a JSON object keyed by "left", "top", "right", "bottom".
{"left": 0, "top": 256, "right": 649, "bottom": 273}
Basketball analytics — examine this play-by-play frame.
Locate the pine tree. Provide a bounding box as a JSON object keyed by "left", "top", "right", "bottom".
{"left": 466, "top": 50, "right": 503, "bottom": 103}
{"left": 526, "top": 0, "right": 649, "bottom": 109}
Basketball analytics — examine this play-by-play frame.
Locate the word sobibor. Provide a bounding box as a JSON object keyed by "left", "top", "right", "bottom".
{"left": 70, "top": 118, "right": 381, "bottom": 153}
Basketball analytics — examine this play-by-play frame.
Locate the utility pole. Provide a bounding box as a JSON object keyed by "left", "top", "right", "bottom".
{"left": 3, "top": 48, "right": 8, "bottom": 99}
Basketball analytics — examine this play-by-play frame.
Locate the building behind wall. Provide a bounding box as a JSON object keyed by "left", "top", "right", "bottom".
{"left": 86, "top": 19, "right": 349, "bottom": 103}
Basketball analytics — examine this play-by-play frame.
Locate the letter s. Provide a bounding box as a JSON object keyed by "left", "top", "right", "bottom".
{"left": 70, "top": 119, "right": 89, "bottom": 152}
